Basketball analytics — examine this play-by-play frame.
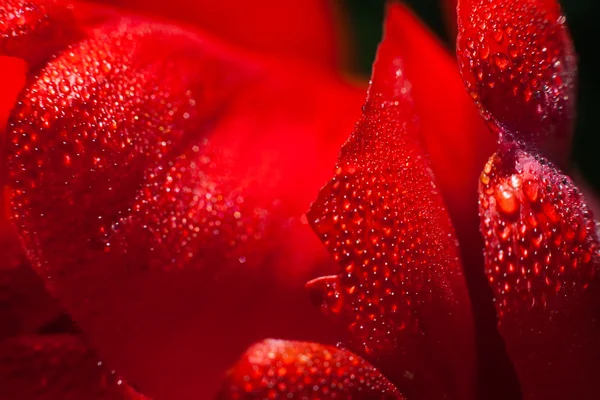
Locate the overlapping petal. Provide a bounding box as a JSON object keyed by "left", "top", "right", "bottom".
{"left": 457, "top": 0, "right": 600, "bottom": 398}
{"left": 306, "top": 6, "right": 475, "bottom": 399}
{"left": 478, "top": 143, "right": 600, "bottom": 399}
{"left": 2, "top": 1, "right": 365, "bottom": 398}
{"left": 457, "top": 0, "right": 577, "bottom": 167}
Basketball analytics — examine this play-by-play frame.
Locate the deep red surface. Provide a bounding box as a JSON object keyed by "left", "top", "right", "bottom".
{"left": 0, "top": 335, "right": 147, "bottom": 399}
{"left": 3, "top": 4, "right": 365, "bottom": 399}
{"left": 218, "top": 339, "right": 404, "bottom": 400}
{"left": 479, "top": 142, "right": 600, "bottom": 399}
{"left": 0, "top": 0, "right": 81, "bottom": 65}
{"left": 92, "top": 0, "right": 343, "bottom": 69}
{"left": 306, "top": 8, "right": 475, "bottom": 400}
{"left": 457, "top": 0, "right": 577, "bottom": 168}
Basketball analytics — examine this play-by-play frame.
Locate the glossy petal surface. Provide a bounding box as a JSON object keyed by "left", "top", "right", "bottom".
{"left": 479, "top": 143, "right": 600, "bottom": 399}
{"left": 457, "top": 0, "right": 577, "bottom": 167}
{"left": 0, "top": 335, "right": 147, "bottom": 399}
{"left": 0, "top": 0, "right": 80, "bottom": 65}
{"left": 5, "top": 11, "right": 364, "bottom": 399}
{"left": 94, "top": 0, "right": 343, "bottom": 68}
{"left": 218, "top": 339, "right": 404, "bottom": 400}
{"left": 307, "top": 9, "right": 475, "bottom": 400}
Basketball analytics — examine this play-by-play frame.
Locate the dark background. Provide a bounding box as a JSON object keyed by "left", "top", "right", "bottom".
{"left": 343, "top": 0, "right": 600, "bottom": 190}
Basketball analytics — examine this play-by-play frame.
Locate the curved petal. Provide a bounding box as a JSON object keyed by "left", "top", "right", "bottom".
{"left": 479, "top": 142, "right": 600, "bottom": 399}
{"left": 218, "top": 339, "right": 405, "bottom": 400}
{"left": 306, "top": 7, "right": 475, "bottom": 399}
{"left": 386, "top": 5, "right": 521, "bottom": 398}
{"left": 92, "top": 0, "right": 344, "bottom": 69}
{"left": 0, "top": 335, "right": 147, "bottom": 399}
{"left": 0, "top": 0, "right": 88, "bottom": 68}
{"left": 457, "top": 0, "right": 577, "bottom": 168}
{"left": 4, "top": 6, "right": 365, "bottom": 399}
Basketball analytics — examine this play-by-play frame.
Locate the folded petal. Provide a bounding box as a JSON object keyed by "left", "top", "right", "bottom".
{"left": 218, "top": 339, "right": 404, "bottom": 400}
{"left": 0, "top": 335, "right": 147, "bottom": 399}
{"left": 4, "top": 6, "right": 364, "bottom": 399}
{"left": 306, "top": 7, "right": 475, "bottom": 399}
{"left": 479, "top": 142, "right": 600, "bottom": 399}
{"left": 457, "top": 0, "right": 577, "bottom": 168}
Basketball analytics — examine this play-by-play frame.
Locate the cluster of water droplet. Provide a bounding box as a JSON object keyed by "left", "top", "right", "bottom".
{"left": 307, "top": 50, "right": 473, "bottom": 398}
{"left": 0, "top": 0, "right": 77, "bottom": 62}
{"left": 457, "top": 0, "right": 576, "bottom": 157}
{"left": 480, "top": 149, "right": 598, "bottom": 315}
{"left": 7, "top": 20, "right": 248, "bottom": 275}
{"left": 218, "top": 339, "right": 403, "bottom": 400}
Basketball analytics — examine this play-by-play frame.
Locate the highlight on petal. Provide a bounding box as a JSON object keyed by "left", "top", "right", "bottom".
{"left": 0, "top": 335, "right": 147, "bottom": 399}
{"left": 218, "top": 339, "right": 405, "bottom": 400}
{"left": 457, "top": 0, "right": 577, "bottom": 167}
{"left": 306, "top": 7, "right": 475, "bottom": 400}
{"left": 479, "top": 142, "right": 600, "bottom": 399}
{"left": 4, "top": 5, "right": 364, "bottom": 398}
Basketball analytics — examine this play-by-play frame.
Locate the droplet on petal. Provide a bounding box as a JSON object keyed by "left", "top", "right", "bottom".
{"left": 307, "top": 6, "right": 475, "bottom": 399}
{"left": 479, "top": 145, "right": 600, "bottom": 399}
{"left": 218, "top": 339, "right": 405, "bottom": 400}
{"left": 457, "top": 0, "right": 577, "bottom": 167}
{"left": 0, "top": 0, "right": 81, "bottom": 65}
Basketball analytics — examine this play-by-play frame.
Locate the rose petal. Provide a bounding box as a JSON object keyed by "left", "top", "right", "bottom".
{"left": 0, "top": 335, "right": 147, "bottom": 399}
{"left": 385, "top": 5, "right": 521, "bottom": 398}
{"left": 92, "top": 0, "right": 343, "bottom": 68}
{"left": 457, "top": 0, "right": 577, "bottom": 168}
{"left": 218, "top": 339, "right": 404, "bottom": 400}
{"left": 5, "top": 11, "right": 364, "bottom": 399}
{"left": 306, "top": 7, "right": 475, "bottom": 399}
{"left": 479, "top": 142, "right": 600, "bottom": 399}
{"left": 0, "top": 0, "right": 81, "bottom": 65}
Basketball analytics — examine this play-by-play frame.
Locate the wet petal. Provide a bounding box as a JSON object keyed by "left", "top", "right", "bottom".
{"left": 5, "top": 10, "right": 364, "bottom": 399}
{"left": 0, "top": 335, "right": 147, "bottom": 399}
{"left": 306, "top": 7, "right": 475, "bottom": 400}
{"left": 479, "top": 142, "right": 600, "bottom": 399}
{"left": 218, "top": 339, "right": 404, "bottom": 400}
{"left": 0, "top": 0, "right": 81, "bottom": 65}
{"left": 384, "top": 4, "right": 494, "bottom": 224}
{"left": 457, "top": 0, "right": 577, "bottom": 167}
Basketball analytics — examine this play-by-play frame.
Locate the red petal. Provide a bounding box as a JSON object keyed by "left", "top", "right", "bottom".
{"left": 306, "top": 8, "right": 475, "bottom": 399}
{"left": 385, "top": 4, "right": 494, "bottom": 222}
{"left": 0, "top": 335, "right": 147, "bottom": 399}
{"left": 218, "top": 339, "right": 405, "bottom": 400}
{"left": 0, "top": 0, "right": 81, "bottom": 65}
{"left": 0, "top": 254, "right": 62, "bottom": 339}
{"left": 5, "top": 11, "right": 364, "bottom": 399}
{"left": 384, "top": 6, "right": 523, "bottom": 398}
{"left": 93, "top": 0, "right": 343, "bottom": 68}
{"left": 457, "top": 0, "right": 577, "bottom": 167}
{"left": 479, "top": 143, "right": 600, "bottom": 399}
